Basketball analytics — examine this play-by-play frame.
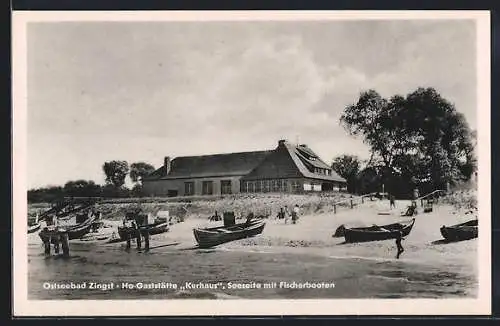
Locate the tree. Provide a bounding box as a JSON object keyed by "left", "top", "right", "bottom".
{"left": 28, "top": 186, "right": 65, "bottom": 203}
{"left": 331, "top": 155, "right": 360, "bottom": 193}
{"left": 63, "top": 180, "right": 101, "bottom": 197}
{"left": 129, "top": 162, "right": 156, "bottom": 185}
{"left": 102, "top": 160, "right": 129, "bottom": 188}
{"left": 340, "top": 87, "right": 475, "bottom": 194}
{"left": 356, "top": 166, "right": 382, "bottom": 195}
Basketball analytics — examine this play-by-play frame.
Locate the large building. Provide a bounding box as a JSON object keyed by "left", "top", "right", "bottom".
{"left": 142, "top": 139, "right": 347, "bottom": 197}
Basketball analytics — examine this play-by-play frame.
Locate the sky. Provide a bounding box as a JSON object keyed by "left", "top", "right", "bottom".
{"left": 26, "top": 19, "right": 477, "bottom": 189}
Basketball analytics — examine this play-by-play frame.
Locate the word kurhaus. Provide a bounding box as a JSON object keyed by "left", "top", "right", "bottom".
{"left": 279, "top": 282, "right": 335, "bottom": 289}
{"left": 184, "top": 282, "right": 222, "bottom": 290}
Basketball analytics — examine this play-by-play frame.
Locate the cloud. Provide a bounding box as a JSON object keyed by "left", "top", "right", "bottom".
{"left": 26, "top": 20, "right": 477, "bottom": 188}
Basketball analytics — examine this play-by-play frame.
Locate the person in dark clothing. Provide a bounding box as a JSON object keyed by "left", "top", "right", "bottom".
{"left": 395, "top": 230, "right": 405, "bottom": 259}
{"left": 389, "top": 194, "right": 396, "bottom": 209}
{"left": 209, "top": 211, "right": 220, "bottom": 222}
{"left": 277, "top": 207, "right": 285, "bottom": 220}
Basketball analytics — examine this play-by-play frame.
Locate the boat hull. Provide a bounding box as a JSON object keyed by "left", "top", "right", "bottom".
{"left": 440, "top": 219, "right": 478, "bottom": 241}
{"left": 344, "top": 218, "right": 416, "bottom": 243}
{"left": 28, "top": 223, "right": 41, "bottom": 234}
{"left": 117, "top": 222, "right": 170, "bottom": 240}
{"left": 39, "top": 216, "right": 96, "bottom": 243}
{"left": 193, "top": 219, "right": 266, "bottom": 248}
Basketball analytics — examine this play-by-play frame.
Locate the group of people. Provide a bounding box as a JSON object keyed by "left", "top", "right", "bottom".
{"left": 276, "top": 204, "right": 301, "bottom": 224}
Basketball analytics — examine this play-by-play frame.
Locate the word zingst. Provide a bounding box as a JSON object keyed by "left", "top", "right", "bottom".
{"left": 42, "top": 282, "right": 115, "bottom": 291}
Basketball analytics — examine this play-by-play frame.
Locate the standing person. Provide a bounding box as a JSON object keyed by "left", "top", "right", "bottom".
{"left": 390, "top": 194, "right": 396, "bottom": 209}
{"left": 292, "top": 204, "right": 300, "bottom": 224}
{"left": 395, "top": 230, "right": 405, "bottom": 259}
{"left": 283, "top": 206, "right": 290, "bottom": 224}
{"left": 277, "top": 207, "right": 285, "bottom": 220}
{"left": 412, "top": 188, "right": 419, "bottom": 208}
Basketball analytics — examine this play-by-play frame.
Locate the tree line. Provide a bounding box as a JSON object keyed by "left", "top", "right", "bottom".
{"left": 330, "top": 87, "right": 477, "bottom": 198}
{"left": 28, "top": 87, "right": 476, "bottom": 202}
{"left": 27, "top": 162, "right": 156, "bottom": 203}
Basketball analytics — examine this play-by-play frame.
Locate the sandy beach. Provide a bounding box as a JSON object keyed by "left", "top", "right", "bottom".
{"left": 27, "top": 195, "right": 478, "bottom": 299}
{"left": 55, "top": 197, "right": 478, "bottom": 274}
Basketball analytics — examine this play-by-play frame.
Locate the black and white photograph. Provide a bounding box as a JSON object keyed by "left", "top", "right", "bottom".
{"left": 12, "top": 11, "right": 491, "bottom": 316}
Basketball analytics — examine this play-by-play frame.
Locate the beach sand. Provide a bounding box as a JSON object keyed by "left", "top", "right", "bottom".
{"left": 74, "top": 199, "right": 478, "bottom": 274}
{"left": 27, "top": 198, "right": 479, "bottom": 299}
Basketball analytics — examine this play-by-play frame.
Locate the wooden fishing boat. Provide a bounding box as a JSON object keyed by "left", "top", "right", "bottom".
{"left": 27, "top": 214, "right": 41, "bottom": 234}
{"left": 193, "top": 218, "right": 266, "bottom": 249}
{"left": 343, "top": 218, "right": 416, "bottom": 243}
{"left": 440, "top": 219, "right": 478, "bottom": 242}
{"left": 28, "top": 222, "right": 41, "bottom": 234}
{"left": 117, "top": 221, "right": 170, "bottom": 240}
{"left": 39, "top": 215, "right": 97, "bottom": 243}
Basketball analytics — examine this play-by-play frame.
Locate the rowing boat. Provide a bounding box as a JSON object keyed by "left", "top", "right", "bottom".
{"left": 39, "top": 215, "right": 97, "bottom": 243}
{"left": 27, "top": 214, "right": 41, "bottom": 234}
{"left": 28, "top": 222, "right": 41, "bottom": 234}
{"left": 343, "top": 218, "right": 416, "bottom": 243}
{"left": 117, "top": 221, "right": 170, "bottom": 240}
{"left": 440, "top": 219, "right": 478, "bottom": 242}
{"left": 193, "top": 218, "right": 266, "bottom": 248}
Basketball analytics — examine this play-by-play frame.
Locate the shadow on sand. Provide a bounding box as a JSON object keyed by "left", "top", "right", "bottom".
{"left": 431, "top": 238, "right": 476, "bottom": 245}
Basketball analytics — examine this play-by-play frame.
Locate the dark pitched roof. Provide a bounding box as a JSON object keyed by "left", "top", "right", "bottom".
{"left": 144, "top": 150, "right": 272, "bottom": 180}
{"left": 144, "top": 166, "right": 167, "bottom": 180}
{"left": 283, "top": 142, "right": 346, "bottom": 182}
{"left": 242, "top": 140, "right": 346, "bottom": 183}
{"left": 295, "top": 145, "right": 332, "bottom": 170}
{"left": 143, "top": 140, "right": 346, "bottom": 183}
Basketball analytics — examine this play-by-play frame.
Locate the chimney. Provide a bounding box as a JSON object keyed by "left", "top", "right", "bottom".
{"left": 278, "top": 139, "right": 286, "bottom": 147}
{"left": 164, "top": 156, "right": 171, "bottom": 175}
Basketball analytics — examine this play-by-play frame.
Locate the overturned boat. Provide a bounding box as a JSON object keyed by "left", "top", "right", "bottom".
{"left": 440, "top": 219, "right": 478, "bottom": 242}
{"left": 343, "top": 218, "right": 416, "bottom": 243}
{"left": 193, "top": 217, "right": 266, "bottom": 249}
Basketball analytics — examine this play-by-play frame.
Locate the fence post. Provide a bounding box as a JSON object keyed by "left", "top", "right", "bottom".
{"left": 350, "top": 199, "right": 353, "bottom": 209}
{"left": 334, "top": 204, "right": 337, "bottom": 214}
{"left": 361, "top": 196, "right": 364, "bottom": 204}
{"left": 61, "top": 233, "right": 70, "bottom": 257}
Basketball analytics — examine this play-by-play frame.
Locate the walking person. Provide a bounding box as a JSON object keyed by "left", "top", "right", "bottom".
{"left": 395, "top": 230, "right": 405, "bottom": 259}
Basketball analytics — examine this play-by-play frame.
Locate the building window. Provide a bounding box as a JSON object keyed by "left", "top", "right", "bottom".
{"left": 272, "top": 179, "right": 280, "bottom": 192}
{"left": 184, "top": 182, "right": 194, "bottom": 196}
{"left": 291, "top": 180, "right": 301, "bottom": 193}
{"left": 255, "top": 180, "right": 262, "bottom": 192}
{"left": 248, "top": 181, "right": 254, "bottom": 193}
{"left": 202, "top": 181, "right": 213, "bottom": 195}
{"left": 263, "top": 180, "right": 270, "bottom": 192}
{"left": 281, "top": 180, "right": 288, "bottom": 192}
{"left": 241, "top": 181, "right": 249, "bottom": 193}
{"left": 221, "top": 180, "right": 232, "bottom": 195}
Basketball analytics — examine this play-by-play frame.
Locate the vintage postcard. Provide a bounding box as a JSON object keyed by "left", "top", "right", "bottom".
{"left": 12, "top": 10, "right": 491, "bottom": 316}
